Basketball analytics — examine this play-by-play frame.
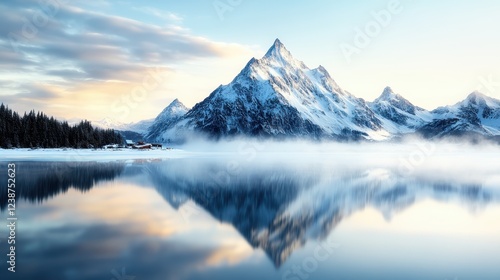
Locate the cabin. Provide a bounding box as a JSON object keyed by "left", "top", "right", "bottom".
{"left": 133, "top": 143, "right": 152, "bottom": 150}
{"left": 125, "top": 140, "right": 134, "bottom": 147}
{"left": 152, "top": 143, "right": 162, "bottom": 148}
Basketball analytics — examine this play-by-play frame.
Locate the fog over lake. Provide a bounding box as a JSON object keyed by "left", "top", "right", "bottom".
{"left": 1, "top": 140, "right": 500, "bottom": 280}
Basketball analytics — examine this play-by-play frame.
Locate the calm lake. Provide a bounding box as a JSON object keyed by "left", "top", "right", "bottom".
{"left": 1, "top": 151, "right": 500, "bottom": 280}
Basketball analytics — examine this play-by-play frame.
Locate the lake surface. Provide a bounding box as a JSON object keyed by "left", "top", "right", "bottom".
{"left": 1, "top": 151, "right": 500, "bottom": 280}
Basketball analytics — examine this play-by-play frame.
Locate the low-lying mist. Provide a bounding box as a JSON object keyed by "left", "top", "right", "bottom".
{"left": 175, "top": 136, "right": 500, "bottom": 187}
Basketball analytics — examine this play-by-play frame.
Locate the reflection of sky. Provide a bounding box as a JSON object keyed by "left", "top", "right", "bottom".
{"left": 282, "top": 201, "right": 500, "bottom": 280}
{"left": 0, "top": 179, "right": 262, "bottom": 280}
{"left": 0, "top": 161, "right": 499, "bottom": 280}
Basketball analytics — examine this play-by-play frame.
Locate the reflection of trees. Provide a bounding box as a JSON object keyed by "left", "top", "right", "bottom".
{"left": 0, "top": 162, "right": 125, "bottom": 210}
{"left": 0, "top": 158, "right": 497, "bottom": 268}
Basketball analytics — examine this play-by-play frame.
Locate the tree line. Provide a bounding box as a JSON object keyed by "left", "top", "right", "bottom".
{"left": 0, "top": 103, "right": 123, "bottom": 149}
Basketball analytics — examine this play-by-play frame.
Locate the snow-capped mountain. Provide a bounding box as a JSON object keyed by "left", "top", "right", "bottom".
{"left": 105, "top": 39, "right": 500, "bottom": 142}
{"left": 123, "top": 119, "right": 155, "bottom": 133}
{"left": 90, "top": 118, "right": 123, "bottom": 130}
{"left": 369, "top": 87, "right": 433, "bottom": 134}
{"left": 145, "top": 99, "right": 189, "bottom": 142}
{"left": 419, "top": 92, "right": 500, "bottom": 138}
{"left": 92, "top": 117, "right": 154, "bottom": 134}
{"left": 369, "top": 88, "right": 500, "bottom": 138}
{"left": 153, "top": 39, "right": 389, "bottom": 142}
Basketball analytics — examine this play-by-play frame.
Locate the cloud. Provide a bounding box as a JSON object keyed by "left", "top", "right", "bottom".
{"left": 0, "top": 83, "right": 61, "bottom": 106}
{"left": 135, "top": 6, "right": 184, "bottom": 22}
{"left": 1, "top": 0, "right": 249, "bottom": 81}
{"left": 13, "top": 223, "right": 216, "bottom": 280}
{"left": 204, "top": 242, "right": 254, "bottom": 266}
{"left": 0, "top": 0, "right": 252, "bottom": 119}
{"left": 23, "top": 83, "right": 61, "bottom": 99}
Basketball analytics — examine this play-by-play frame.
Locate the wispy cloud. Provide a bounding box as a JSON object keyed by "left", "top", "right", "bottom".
{"left": 1, "top": 83, "right": 61, "bottom": 105}
{"left": 134, "top": 6, "right": 184, "bottom": 22}
{"left": 0, "top": 0, "right": 252, "bottom": 119}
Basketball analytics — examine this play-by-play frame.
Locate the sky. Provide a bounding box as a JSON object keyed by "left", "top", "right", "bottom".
{"left": 1, "top": 0, "right": 500, "bottom": 123}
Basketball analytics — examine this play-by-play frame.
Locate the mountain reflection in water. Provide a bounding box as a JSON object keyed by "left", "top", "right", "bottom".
{"left": 1, "top": 158, "right": 498, "bottom": 269}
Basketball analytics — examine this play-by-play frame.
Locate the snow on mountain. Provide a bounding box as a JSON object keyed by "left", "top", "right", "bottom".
{"left": 124, "top": 119, "right": 155, "bottom": 133}
{"left": 145, "top": 99, "right": 189, "bottom": 142}
{"left": 92, "top": 118, "right": 124, "bottom": 130}
{"left": 419, "top": 91, "right": 500, "bottom": 137}
{"left": 65, "top": 117, "right": 85, "bottom": 126}
{"left": 369, "top": 87, "right": 433, "bottom": 134}
{"left": 92, "top": 99, "right": 189, "bottom": 139}
{"left": 153, "top": 39, "right": 390, "bottom": 142}
{"left": 92, "top": 118, "right": 154, "bottom": 134}
{"left": 117, "top": 39, "right": 500, "bottom": 143}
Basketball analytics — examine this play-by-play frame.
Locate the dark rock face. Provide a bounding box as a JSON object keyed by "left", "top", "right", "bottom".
{"left": 184, "top": 87, "right": 325, "bottom": 140}
{"left": 144, "top": 41, "right": 500, "bottom": 142}
{"left": 151, "top": 39, "right": 387, "bottom": 142}
{"left": 417, "top": 118, "right": 461, "bottom": 138}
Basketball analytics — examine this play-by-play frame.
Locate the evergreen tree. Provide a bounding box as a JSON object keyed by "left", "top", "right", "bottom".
{"left": 0, "top": 103, "right": 123, "bottom": 149}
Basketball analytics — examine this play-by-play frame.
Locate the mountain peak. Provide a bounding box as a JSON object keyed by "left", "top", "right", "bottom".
{"left": 155, "top": 99, "right": 189, "bottom": 121}
{"left": 466, "top": 91, "right": 487, "bottom": 101}
{"left": 171, "top": 98, "right": 188, "bottom": 109}
{"left": 273, "top": 38, "right": 284, "bottom": 47}
{"left": 261, "top": 38, "right": 308, "bottom": 71}
{"left": 381, "top": 86, "right": 395, "bottom": 97}
{"left": 264, "top": 38, "right": 293, "bottom": 60}
{"left": 463, "top": 91, "right": 500, "bottom": 108}
{"left": 270, "top": 38, "right": 285, "bottom": 51}
{"left": 170, "top": 98, "right": 182, "bottom": 106}
{"left": 316, "top": 65, "right": 327, "bottom": 73}
{"left": 376, "top": 86, "right": 399, "bottom": 102}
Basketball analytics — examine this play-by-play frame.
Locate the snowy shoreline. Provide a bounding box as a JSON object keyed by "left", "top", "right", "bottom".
{"left": 0, "top": 148, "right": 192, "bottom": 162}
{"left": 2, "top": 140, "right": 500, "bottom": 164}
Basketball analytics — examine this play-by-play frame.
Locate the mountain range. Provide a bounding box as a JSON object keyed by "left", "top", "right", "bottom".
{"left": 96, "top": 39, "right": 500, "bottom": 142}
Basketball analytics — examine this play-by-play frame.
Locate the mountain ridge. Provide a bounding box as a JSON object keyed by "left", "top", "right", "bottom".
{"left": 113, "top": 39, "right": 500, "bottom": 142}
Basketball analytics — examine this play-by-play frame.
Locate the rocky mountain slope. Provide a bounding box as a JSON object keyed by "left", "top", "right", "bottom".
{"left": 119, "top": 39, "right": 500, "bottom": 142}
